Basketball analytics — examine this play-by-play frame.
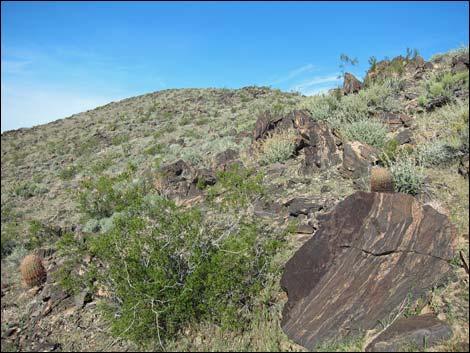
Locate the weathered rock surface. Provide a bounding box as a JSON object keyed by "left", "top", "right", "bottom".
{"left": 280, "top": 192, "right": 456, "bottom": 350}
{"left": 365, "top": 314, "right": 453, "bottom": 352}
{"left": 155, "top": 160, "right": 217, "bottom": 201}
{"left": 214, "top": 149, "right": 240, "bottom": 171}
{"left": 284, "top": 198, "right": 323, "bottom": 217}
{"left": 343, "top": 72, "right": 362, "bottom": 95}
{"left": 425, "top": 95, "right": 450, "bottom": 112}
{"left": 378, "top": 112, "right": 414, "bottom": 132}
{"left": 251, "top": 110, "right": 342, "bottom": 173}
{"left": 458, "top": 153, "right": 469, "bottom": 179}
{"left": 451, "top": 53, "right": 469, "bottom": 74}
{"left": 300, "top": 121, "right": 342, "bottom": 174}
{"left": 395, "top": 129, "right": 414, "bottom": 145}
{"left": 342, "top": 141, "right": 379, "bottom": 180}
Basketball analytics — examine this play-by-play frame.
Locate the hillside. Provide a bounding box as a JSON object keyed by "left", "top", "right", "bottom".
{"left": 1, "top": 47, "right": 469, "bottom": 352}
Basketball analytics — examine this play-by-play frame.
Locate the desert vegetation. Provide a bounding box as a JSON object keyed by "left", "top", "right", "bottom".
{"left": 1, "top": 47, "right": 469, "bottom": 352}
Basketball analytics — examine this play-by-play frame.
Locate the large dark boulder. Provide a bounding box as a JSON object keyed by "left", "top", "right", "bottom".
{"left": 343, "top": 72, "right": 362, "bottom": 95}
{"left": 280, "top": 192, "right": 456, "bottom": 350}
{"left": 451, "top": 53, "right": 469, "bottom": 74}
{"left": 365, "top": 314, "right": 453, "bottom": 352}
{"left": 301, "top": 122, "right": 342, "bottom": 174}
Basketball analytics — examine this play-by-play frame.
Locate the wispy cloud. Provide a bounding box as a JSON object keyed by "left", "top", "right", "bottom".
{"left": 290, "top": 74, "right": 340, "bottom": 93}
{"left": 268, "top": 64, "right": 316, "bottom": 86}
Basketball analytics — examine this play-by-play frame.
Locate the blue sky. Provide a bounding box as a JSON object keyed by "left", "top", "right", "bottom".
{"left": 1, "top": 1, "right": 469, "bottom": 132}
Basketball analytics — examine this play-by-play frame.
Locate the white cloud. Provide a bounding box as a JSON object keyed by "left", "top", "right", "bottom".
{"left": 269, "top": 64, "right": 316, "bottom": 85}
{"left": 1, "top": 84, "right": 122, "bottom": 132}
{"left": 290, "top": 74, "right": 341, "bottom": 93}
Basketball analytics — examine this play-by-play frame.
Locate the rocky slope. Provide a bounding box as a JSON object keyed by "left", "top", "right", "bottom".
{"left": 1, "top": 47, "right": 469, "bottom": 352}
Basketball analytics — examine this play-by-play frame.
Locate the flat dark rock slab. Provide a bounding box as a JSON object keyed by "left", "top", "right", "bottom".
{"left": 280, "top": 192, "right": 456, "bottom": 350}
{"left": 365, "top": 313, "right": 453, "bottom": 352}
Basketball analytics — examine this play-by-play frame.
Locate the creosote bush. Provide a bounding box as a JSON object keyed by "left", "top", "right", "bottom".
{"left": 58, "top": 168, "right": 286, "bottom": 348}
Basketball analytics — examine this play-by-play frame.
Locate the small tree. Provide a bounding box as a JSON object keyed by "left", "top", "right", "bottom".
{"left": 338, "top": 53, "right": 359, "bottom": 80}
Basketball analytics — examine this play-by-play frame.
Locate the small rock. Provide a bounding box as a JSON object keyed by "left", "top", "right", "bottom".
{"left": 395, "top": 129, "right": 413, "bottom": 145}
{"left": 284, "top": 198, "right": 323, "bottom": 217}
{"left": 74, "top": 289, "right": 92, "bottom": 309}
{"left": 297, "top": 224, "right": 315, "bottom": 234}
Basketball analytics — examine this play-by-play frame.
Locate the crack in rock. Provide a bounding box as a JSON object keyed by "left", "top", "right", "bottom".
{"left": 338, "top": 244, "right": 451, "bottom": 263}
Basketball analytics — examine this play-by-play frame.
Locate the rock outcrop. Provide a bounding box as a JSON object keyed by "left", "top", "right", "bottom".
{"left": 154, "top": 160, "right": 216, "bottom": 202}
{"left": 365, "top": 314, "right": 453, "bottom": 352}
{"left": 343, "top": 73, "right": 362, "bottom": 95}
{"left": 252, "top": 110, "right": 343, "bottom": 173}
{"left": 280, "top": 192, "right": 456, "bottom": 350}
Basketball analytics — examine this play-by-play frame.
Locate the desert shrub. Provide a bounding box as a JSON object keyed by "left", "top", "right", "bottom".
{"left": 378, "top": 138, "right": 400, "bottom": 165}
{"left": 1, "top": 223, "right": 18, "bottom": 258}
{"left": 25, "top": 220, "right": 63, "bottom": 250}
{"left": 111, "top": 134, "right": 129, "bottom": 146}
{"left": 256, "top": 129, "right": 297, "bottom": 165}
{"left": 59, "top": 187, "right": 285, "bottom": 347}
{"left": 207, "top": 164, "right": 265, "bottom": 210}
{"left": 415, "top": 99, "right": 469, "bottom": 148}
{"left": 14, "top": 182, "right": 48, "bottom": 198}
{"left": 422, "top": 70, "right": 469, "bottom": 103}
{"left": 298, "top": 94, "right": 337, "bottom": 122}
{"left": 58, "top": 164, "right": 81, "bottom": 180}
{"left": 430, "top": 45, "right": 469, "bottom": 64}
{"left": 389, "top": 156, "right": 426, "bottom": 195}
{"left": 416, "top": 140, "right": 456, "bottom": 167}
{"left": 76, "top": 170, "right": 144, "bottom": 219}
{"left": 341, "top": 119, "right": 388, "bottom": 149}
{"left": 145, "top": 143, "right": 165, "bottom": 156}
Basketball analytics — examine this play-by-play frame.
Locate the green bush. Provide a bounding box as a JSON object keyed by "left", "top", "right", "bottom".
{"left": 416, "top": 140, "right": 455, "bottom": 167}
{"left": 14, "top": 182, "right": 48, "bottom": 198}
{"left": 341, "top": 119, "right": 388, "bottom": 149}
{"left": 59, "top": 190, "right": 285, "bottom": 347}
{"left": 389, "top": 156, "right": 426, "bottom": 195}
{"left": 76, "top": 171, "right": 144, "bottom": 219}
{"left": 207, "top": 164, "right": 265, "bottom": 211}
{"left": 58, "top": 165, "right": 80, "bottom": 180}
{"left": 256, "top": 129, "right": 297, "bottom": 165}
{"left": 422, "top": 70, "right": 469, "bottom": 103}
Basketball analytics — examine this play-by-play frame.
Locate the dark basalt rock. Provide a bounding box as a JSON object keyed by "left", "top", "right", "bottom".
{"left": 301, "top": 122, "right": 342, "bottom": 174}
{"left": 451, "top": 53, "right": 469, "bottom": 74}
{"left": 365, "top": 314, "right": 453, "bottom": 352}
{"left": 280, "top": 192, "right": 456, "bottom": 350}
{"left": 343, "top": 72, "right": 362, "bottom": 95}
{"left": 284, "top": 198, "right": 323, "bottom": 217}
{"left": 395, "top": 129, "right": 414, "bottom": 145}
{"left": 425, "top": 95, "right": 450, "bottom": 112}
{"left": 214, "top": 149, "right": 240, "bottom": 171}
{"left": 342, "top": 141, "right": 379, "bottom": 180}
{"left": 156, "top": 160, "right": 216, "bottom": 201}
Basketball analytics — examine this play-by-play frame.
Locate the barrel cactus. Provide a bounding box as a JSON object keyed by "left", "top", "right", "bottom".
{"left": 19, "top": 254, "right": 47, "bottom": 287}
{"left": 371, "top": 167, "right": 394, "bottom": 192}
